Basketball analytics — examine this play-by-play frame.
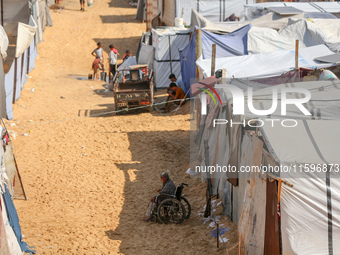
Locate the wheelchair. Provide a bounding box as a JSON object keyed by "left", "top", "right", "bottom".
{"left": 150, "top": 183, "right": 191, "bottom": 224}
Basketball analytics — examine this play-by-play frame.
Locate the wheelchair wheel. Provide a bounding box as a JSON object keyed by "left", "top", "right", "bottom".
{"left": 157, "top": 198, "right": 186, "bottom": 224}
{"left": 180, "top": 196, "right": 191, "bottom": 219}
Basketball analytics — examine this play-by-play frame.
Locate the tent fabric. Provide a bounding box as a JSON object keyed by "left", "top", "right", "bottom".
{"left": 152, "top": 27, "right": 190, "bottom": 88}
{"left": 201, "top": 25, "right": 251, "bottom": 59}
{"left": 244, "top": 2, "right": 340, "bottom": 20}
{"left": 3, "top": 0, "right": 30, "bottom": 36}
{"left": 152, "top": 27, "right": 190, "bottom": 61}
{"left": 32, "top": 0, "right": 43, "bottom": 44}
{"left": 4, "top": 61, "right": 15, "bottom": 120}
{"left": 0, "top": 25, "right": 9, "bottom": 58}
{"left": 0, "top": 58, "right": 6, "bottom": 118}
{"left": 15, "top": 16, "right": 37, "bottom": 58}
{"left": 196, "top": 44, "right": 336, "bottom": 80}
{"left": 261, "top": 120, "right": 340, "bottom": 254}
{"left": 137, "top": 43, "right": 154, "bottom": 69}
{"left": 174, "top": 0, "right": 250, "bottom": 26}
{"left": 238, "top": 80, "right": 340, "bottom": 121}
{"left": 247, "top": 19, "right": 326, "bottom": 55}
{"left": 153, "top": 60, "right": 181, "bottom": 89}
{"left": 180, "top": 30, "right": 196, "bottom": 93}
{"left": 1, "top": 194, "right": 23, "bottom": 255}
{"left": 2, "top": 185, "right": 35, "bottom": 254}
{"left": 117, "top": 56, "right": 137, "bottom": 71}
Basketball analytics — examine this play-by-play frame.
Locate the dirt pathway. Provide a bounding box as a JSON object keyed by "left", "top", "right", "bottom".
{"left": 10, "top": 0, "right": 237, "bottom": 254}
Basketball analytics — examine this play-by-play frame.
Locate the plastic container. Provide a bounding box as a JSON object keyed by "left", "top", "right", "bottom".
{"left": 175, "top": 18, "right": 184, "bottom": 28}
{"left": 88, "top": 0, "right": 93, "bottom": 7}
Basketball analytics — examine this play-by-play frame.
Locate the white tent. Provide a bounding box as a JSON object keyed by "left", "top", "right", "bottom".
{"left": 244, "top": 2, "right": 340, "bottom": 20}
{"left": 196, "top": 44, "right": 336, "bottom": 80}
{"left": 152, "top": 27, "right": 190, "bottom": 88}
{"left": 248, "top": 19, "right": 340, "bottom": 55}
{"left": 159, "top": 0, "right": 253, "bottom": 27}
{"left": 192, "top": 79, "right": 340, "bottom": 254}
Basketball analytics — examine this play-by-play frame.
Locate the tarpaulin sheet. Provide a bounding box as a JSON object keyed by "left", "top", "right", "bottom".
{"left": 180, "top": 30, "right": 196, "bottom": 93}
{"left": 201, "top": 24, "right": 251, "bottom": 59}
{"left": 2, "top": 185, "right": 35, "bottom": 254}
{"left": 196, "top": 44, "right": 336, "bottom": 80}
{"left": 4, "top": 61, "right": 15, "bottom": 120}
{"left": 15, "top": 16, "right": 37, "bottom": 58}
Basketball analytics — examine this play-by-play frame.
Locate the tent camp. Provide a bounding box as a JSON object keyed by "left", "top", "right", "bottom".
{"left": 0, "top": 0, "right": 53, "bottom": 120}
{"left": 159, "top": 0, "right": 252, "bottom": 27}
{"left": 152, "top": 26, "right": 190, "bottom": 88}
{"left": 191, "top": 79, "right": 340, "bottom": 254}
{"left": 196, "top": 44, "right": 338, "bottom": 80}
{"left": 0, "top": 125, "right": 31, "bottom": 254}
{"left": 244, "top": 2, "right": 340, "bottom": 20}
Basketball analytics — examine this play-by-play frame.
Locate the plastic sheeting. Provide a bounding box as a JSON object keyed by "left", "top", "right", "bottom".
{"left": 4, "top": 61, "right": 15, "bottom": 120}
{"left": 152, "top": 27, "right": 190, "bottom": 61}
{"left": 117, "top": 56, "right": 137, "bottom": 71}
{"left": 201, "top": 25, "right": 251, "bottom": 59}
{"left": 261, "top": 120, "right": 340, "bottom": 254}
{"left": 2, "top": 0, "right": 30, "bottom": 36}
{"left": 154, "top": 60, "right": 181, "bottom": 88}
{"left": 248, "top": 19, "right": 340, "bottom": 55}
{"left": 0, "top": 25, "right": 9, "bottom": 58}
{"left": 196, "top": 44, "right": 336, "bottom": 80}
{"left": 137, "top": 43, "right": 154, "bottom": 69}
{"left": 16, "top": 16, "right": 37, "bottom": 58}
{"left": 152, "top": 27, "right": 190, "bottom": 88}
{"left": 0, "top": 58, "right": 6, "bottom": 118}
{"left": 172, "top": 0, "right": 250, "bottom": 26}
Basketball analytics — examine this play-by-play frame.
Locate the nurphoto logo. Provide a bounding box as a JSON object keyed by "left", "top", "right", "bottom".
{"left": 200, "top": 84, "right": 312, "bottom": 128}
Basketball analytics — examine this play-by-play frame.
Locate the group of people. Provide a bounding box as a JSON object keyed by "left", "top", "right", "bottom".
{"left": 91, "top": 42, "right": 131, "bottom": 81}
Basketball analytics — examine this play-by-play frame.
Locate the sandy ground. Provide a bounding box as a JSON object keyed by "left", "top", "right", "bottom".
{"left": 8, "top": 0, "right": 238, "bottom": 254}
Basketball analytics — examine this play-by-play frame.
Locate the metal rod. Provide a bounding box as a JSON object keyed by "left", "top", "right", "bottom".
{"left": 217, "top": 222, "right": 220, "bottom": 248}
{"left": 168, "top": 35, "right": 172, "bottom": 73}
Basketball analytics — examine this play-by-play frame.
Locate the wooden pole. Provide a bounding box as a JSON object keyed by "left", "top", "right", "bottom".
{"left": 295, "top": 40, "right": 299, "bottom": 70}
{"left": 12, "top": 58, "right": 17, "bottom": 104}
{"left": 181, "top": 8, "right": 184, "bottom": 18}
{"left": 1, "top": 0, "right": 3, "bottom": 27}
{"left": 217, "top": 222, "right": 220, "bottom": 248}
{"left": 222, "top": 68, "right": 227, "bottom": 84}
{"left": 211, "top": 44, "right": 216, "bottom": 77}
{"left": 27, "top": 47, "right": 30, "bottom": 74}
{"left": 195, "top": 29, "right": 202, "bottom": 79}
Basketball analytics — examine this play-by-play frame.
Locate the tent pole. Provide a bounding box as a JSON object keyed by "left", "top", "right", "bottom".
{"left": 295, "top": 40, "right": 299, "bottom": 70}
{"left": 168, "top": 35, "right": 172, "bottom": 73}
{"left": 12, "top": 58, "right": 17, "bottom": 104}
{"left": 211, "top": 44, "right": 216, "bottom": 77}
{"left": 0, "top": 0, "right": 3, "bottom": 27}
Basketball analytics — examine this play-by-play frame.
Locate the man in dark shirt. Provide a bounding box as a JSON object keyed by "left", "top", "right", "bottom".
{"left": 142, "top": 172, "right": 176, "bottom": 222}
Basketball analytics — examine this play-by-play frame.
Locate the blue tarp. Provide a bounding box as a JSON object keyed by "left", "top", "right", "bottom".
{"left": 180, "top": 25, "right": 251, "bottom": 94}
{"left": 201, "top": 24, "right": 251, "bottom": 58}
{"left": 2, "top": 185, "right": 36, "bottom": 254}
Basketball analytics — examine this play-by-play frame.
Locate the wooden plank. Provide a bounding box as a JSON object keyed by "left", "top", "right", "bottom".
{"left": 211, "top": 44, "right": 216, "bottom": 77}
{"left": 295, "top": 40, "right": 299, "bottom": 70}
{"left": 12, "top": 58, "right": 17, "bottom": 104}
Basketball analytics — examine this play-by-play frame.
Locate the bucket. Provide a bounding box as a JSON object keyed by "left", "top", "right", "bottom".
{"left": 88, "top": 0, "right": 93, "bottom": 7}
{"left": 175, "top": 18, "right": 184, "bottom": 28}
{"left": 101, "top": 72, "right": 107, "bottom": 81}
{"left": 88, "top": 74, "right": 93, "bottom": 80}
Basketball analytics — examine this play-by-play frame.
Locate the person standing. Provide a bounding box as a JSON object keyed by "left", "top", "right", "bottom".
{"left": 80, "top": 0, "right": 85, "bottom": 11}
{"left": 92, "top": 56, "right": 103, "bottom": 81}
{"left": 108, "top": 44, "right": 118, "bottom": 78}
{"left": 92, "top": 42, "right": 103, "bottom": 61}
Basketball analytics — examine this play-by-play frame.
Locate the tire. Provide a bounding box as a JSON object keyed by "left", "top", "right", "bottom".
{"left": 180, "top": 196, "right": 191, "bottom": 219}
{"left": 157, "top": 198, "right": 186, "bottom": 224}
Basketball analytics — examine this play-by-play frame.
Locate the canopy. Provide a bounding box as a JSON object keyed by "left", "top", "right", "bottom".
{"left": 196, "top": 44, "right": 336, "bottom": 80}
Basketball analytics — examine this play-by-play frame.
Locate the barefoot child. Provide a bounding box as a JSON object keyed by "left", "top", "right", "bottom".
{"left": 92, "top": 55, "right": 103, "bottom": 81}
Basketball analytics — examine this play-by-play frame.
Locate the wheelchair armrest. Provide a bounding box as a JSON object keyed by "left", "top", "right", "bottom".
{"left": 159, "top": 193, "right": 175, "bottom": 198}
